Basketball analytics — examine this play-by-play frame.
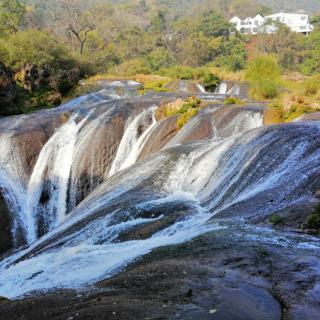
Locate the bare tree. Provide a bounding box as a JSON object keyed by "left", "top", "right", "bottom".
{"left": 55, "top": 0, "right": 97, "bottom": 55}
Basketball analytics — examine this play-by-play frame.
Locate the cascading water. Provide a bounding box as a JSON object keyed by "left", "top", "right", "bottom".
{"left": 25, "top": 114, "right": 90, "bottom": 239}
{"left": 108, "top": 107, "right": 158, "bottom": 177}
{"left": 1, "top": 120, "right": 320, "bottom": 299}
{"left": 0, "top": 130, "right": 33, "bottom": 245}
{"left": 215, "top": 81, "right": 228, "bottom": 94}
{"left": 0, "top": 83, "right": 320, "bottom": 302}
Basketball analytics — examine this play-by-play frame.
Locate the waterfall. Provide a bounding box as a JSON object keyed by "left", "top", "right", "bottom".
{"left": 215, "top": 81, "right": 228, "bottom": 94}
{"left": 67, "top": 107, "right": 115, "bottom": 211}
{"left": 197, "top": 84, "right": 206, "bottom": 93}
{"left": 1, "top": 81, "right": 320, "bottom": 301}
{"left": 211, "top": 108, "right": 264, "bottom": 138}
{"left": 1, "top": 122, "right": 319, "bottom": 299}
{"left": 0, "top": 131, "right": 30, "bottom": 245}
{"left": 25, "top": 114, "right": 89, "bottom": 239}
{"left": 0, "top": 113, "right": 91, "bottom": 244}
{"left": 108, "top": 107, "right": 157, "bottom": 177}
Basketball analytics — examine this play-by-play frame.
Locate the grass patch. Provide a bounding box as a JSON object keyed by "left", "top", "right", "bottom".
{"left": 224, "top": 96, "right": 244, "bottom": 105}
{"left": 136, "top": 74, "right": 171, "bottom": 94}
{"left": 156, "top": 97, "right": 201, "bottom": 128}
{"left": 264, "top": 103, "right": 285, "bottom": 125}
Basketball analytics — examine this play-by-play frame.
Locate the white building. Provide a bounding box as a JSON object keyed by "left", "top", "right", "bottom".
{"left": 230, "top": 12, "right": 313, "bottom": 35}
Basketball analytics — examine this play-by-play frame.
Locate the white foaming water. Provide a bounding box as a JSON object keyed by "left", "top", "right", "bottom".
{"left": 108, "top": 107, "right": 157, "bottom": 177}
{"left": 0, "top": 192, "right": 221, "bottom": 299}
{"left": 216, "top": 81, "right": 228, "bottom": 94}
{"left": 0, "top": 128, "right": 31, "bottom": 244}
{"left": 166, "top": 107, "right": 263, "bottom": 148}
{"left": 197, "top": 84, "right": 206, "bottom": 93}
{"left": 211, "top": 109, "right": 264, "bottom": 138}
{"left": 25, "top": 115, "right": 89, "bottom": 239}
{"left": 1, "top": 97, "right": 320, "bottom": 301}
{"left": 68, "top": 107, "right": 115, "bottom": 211}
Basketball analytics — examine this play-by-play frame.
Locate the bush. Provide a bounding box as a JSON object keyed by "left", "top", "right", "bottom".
{"left": 283, "top": 103, "right": 313, "bottom": 122}
{"left": 156, "top": 97, "right": 201, "bottom": 128}
{"left": 0, "top": 30, "right": 80, "bottom": 70}
{"left": 305, "top": 203, "right": 320, "bottom": 230}
{"left": 177, "top": 108, "right": 199, "bottom": 128}
{"left": 269, "top": 214, "right": 284, "bottom": 225}
{"left": 246, "top": 56, "right": 281, "bottom": 100}
{"left": 145, "top": 48, "right": 176, "bottom": 72}
{"left": 201, "top": 70, "right": 220, "bottom": 92}
{"left": 224, "top": 97, "right": 243, "bottom": 105}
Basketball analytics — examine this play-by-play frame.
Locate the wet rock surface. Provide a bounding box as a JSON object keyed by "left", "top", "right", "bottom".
{"left": 0, "top": 192, "right": 12, "bottom": 253}
{"left": 0, "top": 81, "right": 319, "bottom": 319}
{"left": 0, "top": 226, "right": 319, "bottom": 320}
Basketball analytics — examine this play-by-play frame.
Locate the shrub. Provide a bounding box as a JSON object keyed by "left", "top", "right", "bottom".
{"left": 283, "top": 103, "right": 313, "bottom": 122}
{"left": 246, "top": 56, "right": 281, "bottom": 100}
{"left": 0, "top": 30, "right": 79, "bottom": 70}
{"left": 145, "top": 48, "right": 176, "bottom": 72}
{"left": 269, "top": 214, "right": 284, "bottom": 225}
{"left": 305, "top": 203, "right": 320, "bottom": 230}
{"left": 224, "top": 97, "right": 243, "bottom": 105}
{"left": 201, "top": 70, "right": 220, "bottom": 92}
{"left": 177, "top": 108, "right": 199, "bottom": 128}
{"left": 156, "top": 97, "right": 201, "bottom": 128}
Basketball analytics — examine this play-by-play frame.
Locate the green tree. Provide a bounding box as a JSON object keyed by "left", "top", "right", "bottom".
{"left": 214, "top": 36, "right": 247, "bottom": 71}
{"left": 151, "top": 9, "right": 167, "bottom": 33}
{"left": 0, "top": 0, "right": 26, "bottom": 34}
{"left": 198, "top": 11, "right": 231, "bottom": 38}
{"left": 311, "top": 15, "right": 320, "bottom": 29}
{"left": 146, "top": 48, "right": 176, "bottom": 71}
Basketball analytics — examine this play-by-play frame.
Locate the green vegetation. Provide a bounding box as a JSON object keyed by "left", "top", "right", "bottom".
{"left": 159, "top": 67, "right": 220, "bottom": 92}
{"left": 269, "top": 214, "right": 285, "bottom": 225}
{"left": 176, "top": 97, "right": 201, "bottom": 128}
{"left": 137, "top": 75, "right": 171, "bottom": 94}
{"left": 0, "top": 0, "right": 25, "bottom": 34}
{"left": 224, "top": 97, "right": 243, "bottom": 105}
{"left": 245, "top": 56, "right": 281, "bottom": 100}
{"left": 156, "top": 97, "right": 201, "bottom": 128}
{"left": 305, "top": 204, "right": 320, "bottom": 231}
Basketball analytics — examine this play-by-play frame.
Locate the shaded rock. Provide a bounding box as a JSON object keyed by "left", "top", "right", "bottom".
{"left": 0, "top": 62, "right": 16, "bottom": 113}
{"left": 138, "top": 115, "right": 179, "bottom": 160}
{"left": 15, "top": 63, "right": 49, "bottom": 92}
{"left": 0, "top": 192, "right": 12, "bottom": 254}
